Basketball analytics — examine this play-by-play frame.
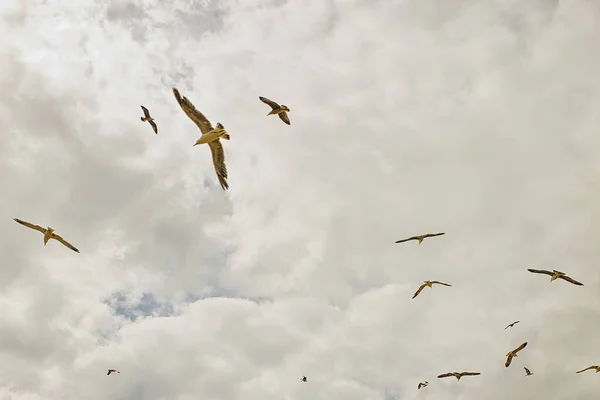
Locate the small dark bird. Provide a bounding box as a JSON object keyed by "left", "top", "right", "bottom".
{"left": 412, "top": 280, "right": 452, "bottom": 299}
{"left": 527, "top": 269, "right": 583, "bottom": 286}
{"left": 505, "top": 342, "right": 528, "bottom": 368}
{"left": 524, "top": 367, "right": 533, "bottom": 376}
{"left": 107, "top": 369, "right": 120, "bottom": 375}
{"left": 417, "top": 381, "right": 428, "bottom": 389}
{"left": 395, "top": 233, "right": 445, "bottom": 245}
{"left": 301, "top": 376, "right": 307, "bottom": 382}
{"left": 437, "top": 371, "right": 480, "bottom": 381}
{"left": 140, "top": 106, "right": 158, "bottom": 134}
{"left": 259, "top": 96, "right": 291, "bottom": 125}
{"left": 576, "top": 366, "right": 600, "bottom": 374}
{"left": 505, "top": 321, "right": 520, "bottom": 330}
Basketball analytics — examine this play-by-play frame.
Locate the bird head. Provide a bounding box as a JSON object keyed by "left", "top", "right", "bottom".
{"left": 47, "top": 227, "right": 54, "bottom": 234}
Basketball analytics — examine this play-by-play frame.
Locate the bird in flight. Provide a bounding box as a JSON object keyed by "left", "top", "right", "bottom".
{"left": 301, "top": 376, "right": 307, "bottom": 382}
{"left": 505, "top": 321, "right": 520, "bottom": 330}
{"left": 107, "top": 369, "right": 120, "bottom": 375}
{"left": 524, "top": 367, "right": 533, "bottom": 376}
{"left": 13, "top": 218, "right": 79, "bottom": 253}
{"left": 140, "top": 105, "right": 158, "bottom": 134}
{"left": 412, "top": 280, "right": 452, "bottom": 299}
{"left": 576, "top": 366, "right": 600, "bottom": 374}
{"left": 172, "top": 88, "right": 230, "bottom": 190}
{"left": 417, "top": 381, "right": 428, "bottom": 389}
{"left": 505, "top": 342, "right": 528, "bottom": 368}
{"left": 395, "top": 233, "right": 445, "bottom": 245}
{"left": 437, "top": 372, "right": 480, "bottom": 381}
{"left": 526, "top": 269, "right": 583, "bottom": 286}
{"left": 259, "top": 96, "right": 291, "bottom": 125}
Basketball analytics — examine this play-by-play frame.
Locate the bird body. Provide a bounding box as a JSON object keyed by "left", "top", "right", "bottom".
{"left": 140, "top": 105, "right": 158, "bottom": 134}
{"left": 412, "top": 280, "right": 452, "bottom": 299}
{"left": 505, "top": 342, "right": 528, "bottom": 367}
{"left": 524, "top": 367, "right": 533, "bottom": 376}
{"left": 417, "top": 381, "right": 428, "bottom": 389}
{"left": 395, "top": 232, "right": 445, "bottom": 245}
{"left": 576, "top": 366, "right": 600, "bottom": 374}
{"left": 527, "top": 269, "right": 583, "bottom": 286}
{"left": 301, "top": 376, "right": 307, "bottom": 382}
{"left": 259, "top": 96, "right": 291, "bottom": 125}
{"left": 13, "top": 218, "right": 79, "bottom": 253}
{"left": 505, "top": 321, "right": 520, "bottom": 330}
{"left": 437, "top": 372, "right": 480, "bottom": 381}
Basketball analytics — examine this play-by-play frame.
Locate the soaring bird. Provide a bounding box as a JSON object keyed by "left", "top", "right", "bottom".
{"left": 524, "top": 367, "right": 533, "bottom": 376}
{"left": 395, "top": 233, "right": 445, "bottom": 245}
{"left": 107, "top": 369, "right": 120, "bottom": 375}
{"left": 259, "top": 96, "right": 291, "bottom": 125}
{"left": 417, "top": 381, "right": 428, "bottom": 389}
{"left": 172, "top": 88, "right": 230, "bottom": 190}
{"left": 13, "top": 218, "right": 79, "bottom": 253}
{"left": 301, "top": 376, "right": 307, "bottom": 382}
{"left": 527, "top": 269, "right": 583, "bottom": 286}
{"left": 437, "top": 372, "right": 480, "bottom": 381}
{"left": 140, "top": 105, "right": 158, "bottom": 134}
{"left": 505, "top": 342, "right": 528, "bottom": 368}
{"left": 412, "top": 280, "right": 452, "bottom": 299}
{"left": 505, "top": 321, "right": 520, "bottom": 330}
{"left": 576, "top": 366, "right": 600, "bottom": 374}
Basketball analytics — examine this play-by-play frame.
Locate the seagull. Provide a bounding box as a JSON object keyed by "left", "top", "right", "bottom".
{"left": 576, "top": 366, "right": 600, "bottom": 374}
{"left": 172, "top": 88, "right": 230, "bottom": 190}
{"left": 437, "top": 372, "right": 480, "bottom": 381}
{"left": 527, "top": 269, "right": 583, "bottom": 286}
{"left": 140, "top": 105, "right": 158, "bottom": 134}
{"left": 395, "top": 233, "right": 445, "bottom": 245}
{"left": 505, "top": 321, "right": 520, "bottom": 330}
{"left": 301, "top": 376, "right": 307, "bottom": 382}
{"left": 412, "top": 280, "right": 452, "bottom": 299}
{"left": 524, "top": 367, "right": 533, "bottom": 376}
{"left": 505, "top": 342, "right": 528, "bottom": 368}
{"left": 417, "top": 381, "right": 428, "bottom": 389}
{"left": 259, "top": 96, "right": 291, "bottom": 125}
{"left": 13, "top": 218, "right": 79, "bottom": 253}
{"left": 107, "top": 369, "right": 120, "bottom": 375}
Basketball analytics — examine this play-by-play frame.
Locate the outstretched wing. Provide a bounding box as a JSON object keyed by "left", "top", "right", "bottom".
{"left": 412, "top": 283, "right": 428, "bottom": 299}
{"left": 527, "top": 269, "right": 554, "bottom": 276}
{"left": 259, "top": 96, "right": 280, "bottom": 110}
{"left": 505, "top": 321, "right": 519, "bottom": 330}
{"left": 513, "top": 342, "right": 528, "bottom": 354}
{"left": 140, "top": 105, "right": 151, "bottom": 118}
{"left": 13, "top": 218, "right": 46, "bottom": 233}
{"left": 576, "top": 366, "right": 597, "bottom": 374}
{"left": 524, "top": 367, "right": 531, "bottom": 374}
{"left": 278, "top": 112, "right": 291, "bottom": 125}
{"left": 505, "top": 354, "right": 514, "bottom": 368}
{"left": 395, "top": 236, "right": 418, "bottom": 244}
{"left": 559, "top": 275, "right": 583, "bottom": 286}
{"left": 460, "top": 372, "right": 480, "bottom": 376}
{"left": 437, "top": 373, "right": 454, "bottom": 379}
{"left": 173, "top": 88, "right": 214, "bottom": 135}
{"left": 208, "top": 140, "right": 229, "bottom": 190}
{"left": 424, "top": 232, "right": 445, "bottom": 238}
{"left": 51, "top": 233, "right": 80, "bottom": 253}
{"left": 149, "top": 119, "right": 158, "bottom": 134}
{"left": 431, "top": 281, "right": 451, "bottom": 287}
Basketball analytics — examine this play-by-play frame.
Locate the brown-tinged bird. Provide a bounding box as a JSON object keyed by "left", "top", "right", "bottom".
{"left": 140, "top": 105, "right": 158, "bottom": 134}
{"left": 505, "top": 342, "right": 528, "bottom": 368}
{"left": 576, "top": 366, "right": 600, "bottom": 374}
{"left": 395, "top": 233, "right": 445, "bottom": 245}
{"left": 259, "top": 96, "right": 291, "bottom": 125}
{"left": 505, "top": 321, "right": 520, "bottom": 330}
{"left": 437, "top": 372, "right": 481, "bottom": 381}
{"left": 412, "top": 280, "right": 452, "bottom": 299}
{"left": 172, "top": 87, "right": 230, "bottom": 190}
{"left": 301, "top": 376, "right": 307, "bottom": 382}
{"left": 417, "top": 381, "right": 428, "bottom": 389}
{"left": 524, "top": 367, "right": 533, "bottom": 376}
{"left": 527, "top": 269, "right": 583, "bottom": 286}
{"left": 13, "top": 218, "right": 79, "bottom": 253}
{"left": 107, "top": 369, "right": 120, "bottom": 375}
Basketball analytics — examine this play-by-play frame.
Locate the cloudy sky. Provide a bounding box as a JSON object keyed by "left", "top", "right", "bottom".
{"left": 1, "top": 0, "right": 599, "bottom": 399}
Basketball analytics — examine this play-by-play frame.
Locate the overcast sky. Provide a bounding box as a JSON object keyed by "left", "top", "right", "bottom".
{"left": 1, "top": 0, "right": 599, "bottom": 399}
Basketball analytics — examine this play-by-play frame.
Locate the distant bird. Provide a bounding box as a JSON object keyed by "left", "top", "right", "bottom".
{"left": 301, "top": 376, "right": 307, "bottom": 382}
{"left": 412, "top": 280, "right": 452, "bottom": 299}
{"left": 417, "top": 381, "right": 428, "bottom": 389}
{"left": 172, "top": 88, "right": 230, "bottom": 190}
{"left": 437, "top": 372, "right": 480, "bottom": 381}
{"left": 524, "top": 367, "right": 533, "bottom": 376}
{"left": 505, "top": 342, "right": 528, "bottom": 368}
{"left": 505, "top": 321, "right": 520, "bottom": 330}
{"left": 395, "top": 233, "right": 445, "bottom": 245}
{"left": 527, "top": 269, "right": 583, "bottom": 286}
{"left": 140, "top": 105, "right": 158, "bottom": 134}
{"left": 13, "top": 218, "right": 79, "bottom": 253}
{"left": 107, "top": 369, "right": 120, "bottom": 375}
{"left": 259, "top": 96, "right": 291, "bottom": 125}
{"left": 576, "top": 366, "right": 600, "bottom": 374}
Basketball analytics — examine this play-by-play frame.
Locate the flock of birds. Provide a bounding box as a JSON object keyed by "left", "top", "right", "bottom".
{"left": 10, "top": 88, "right": 597, "bottom": 391}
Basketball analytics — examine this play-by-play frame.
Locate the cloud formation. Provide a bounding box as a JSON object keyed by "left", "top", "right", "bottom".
{"left": 1, "top": 0, "right": 600, "bottom": 399}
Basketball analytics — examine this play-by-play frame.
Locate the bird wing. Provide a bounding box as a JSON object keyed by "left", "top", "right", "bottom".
{"left": 259, "top": 96, "right": 280, "bottom": 110}
{"left": 51, "top": 233, "right": 80, "bottom": 253}
{"left": 437, "top": 373, "right": 454, "bottom": 378}
{"left": 424, "top": 232, "right": 445, "bottom": 238}
{"left": 173, "top": 88, "right": 213, "bottom": 135}
{"left": 527, "top": 268, "right": 554, "bottom": 276}
{"left": 13, "top": 218, "right": 46, "bottom": 233}
{"left": 504, "top": 321, "right": 519, "bottom": 330}
{"left": 149, "top": 119, "right": 158, "bottom": 134}
{"left": 395, "top": 236, "right": 418, "bottom": 243}
{"left": 505, "top": 354, "right": 514, "bottom": 368}
{"left": 208, "top": 140, "right": 229, "bottom": 190}
{"left": 524, "top": 367, "right": 531, "bottom": 374}
{"left": 278, "top": 112, "right": 291, "bottom": 125}
{"left": 431, "top": 281, "right": 451, "bottom": 287}
{"left": 513, "top": 342, "right": 528, "bottom": 354}
{"left": 412, "top": 283, "right": 427, "bottom": 299}
{"left": 576, "top": 366, "right": 596, "bottom": 373}
{"left": 140, "top": 105, "right": 151, "bottom": 118}
{"left": 559, "top": 275, "right": 583, "bottom": 286}
{"left": 460, "top": 372, "right": 480, "bottom": 376}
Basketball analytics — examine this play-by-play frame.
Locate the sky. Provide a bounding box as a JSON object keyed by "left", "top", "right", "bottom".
{"left": 0, "top": 0, "right": 599, "bottom": 399}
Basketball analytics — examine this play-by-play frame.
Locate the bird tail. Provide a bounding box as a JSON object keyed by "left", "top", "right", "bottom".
{"left": 141, "top": 117, "right": 146, "bottom": 122}
{"left": 221, "top": 133, "right": 230, "bottom": 140}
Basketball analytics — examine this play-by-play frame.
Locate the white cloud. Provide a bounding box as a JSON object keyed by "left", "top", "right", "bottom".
{"left": 1, "top": 0, "right": 599, "bottom": 399}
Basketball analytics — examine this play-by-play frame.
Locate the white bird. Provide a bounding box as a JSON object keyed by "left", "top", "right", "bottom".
{"left": 13, "top": 218, "right": 79, "bottom": 253}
